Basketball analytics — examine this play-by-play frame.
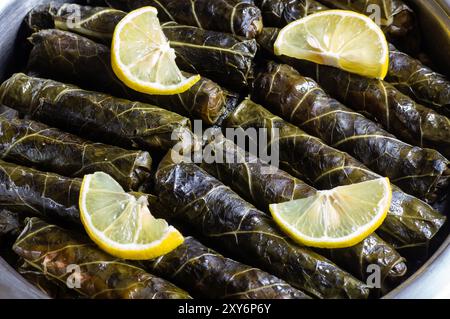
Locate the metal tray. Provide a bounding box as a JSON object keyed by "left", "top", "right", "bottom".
{"left": 0, "top": 0, "right": 448, "bottom": 299}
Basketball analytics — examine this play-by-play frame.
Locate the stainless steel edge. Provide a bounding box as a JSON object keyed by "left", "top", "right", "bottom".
{"left": 0, "top": 258, "right": 49, "bottom": 299}
{"left": 0, "top": 0, "right": 449, "bottom": 299}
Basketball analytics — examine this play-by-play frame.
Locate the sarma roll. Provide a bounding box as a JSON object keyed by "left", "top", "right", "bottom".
{"left": 318, "top": 0, "right": 415, "bottom": 40}
{"left": 0, "top": 160, "right": 307, "bottom": 299}
{"left": 13, "top": 218, "right": 191, "bottom": 299}
{"left": 27, "top": 29, "right": 228, "bottom": 125}
{"left": 18, "top": 262, "right": 82, "bottom": 299}
{"left": 146, "top": 236, "right": 309, "bottom": 299}
{"left": 387, "top": 44, "right": 450, "bottom": 116}
{"left": 0, "top": 115, "right": 152, "bottom": 191}
{"left": 0, "top": 73, "right": 194, "bottom": 153}
{"left": 257, "top": 28, "right": 450, "bottom": 159}
{"left": 155, "top": 154, "right": 370, "bottom": 299}
{"left": 200, "top": 132, "right": 407, "bottom": 291}
{"left": 254, "top": 0, "right": 326, "bottom": 27}
{"left": 223, "top": 100, "right": 446, "bottom": 249}
{"left": 105, "top": 0, "right": 264, "bottom": 39}
{"left": 251, "top": 62, "right": 450, "bottom": 203}
{"left": 25, "top": 4, "right": 258, "bottom": 90}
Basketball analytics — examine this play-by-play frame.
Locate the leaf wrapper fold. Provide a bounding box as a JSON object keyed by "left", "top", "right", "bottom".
{"left": 251, "top": 62, "right": 450, "bottom": 203}
{"left": 223, "top": 99, "right": 446, "bottom": 249}
{"left": 257, "top": 27, "right": 450, "bottom": 160}
{"left": 25, "top": 4, "right": 258, "bottom": 90}
{"left": 387, "top": 44, "right": 450, "bottom": 116}
{"left": 26, "top": 29, "right": 228, "bottom": 125}
{"left": 0, "top": 116, "right": 152, "bottom": 191}
{"left": 105, "top": 0, "right": 263, "bottom": 38}
{"left": 155, "top": 154, "right": 370, "bottom": 299}
{"left": 0, "top": 160, "right": 305, "bottom": 299}
{"left": 254, "top": 0, "right": 326, "bottom": 27}
{"left": 200, "top": 132, "right": 407, "bottom": 291}
{"left": 145, "top": 236, "right": 309, "bottom": 299}
{"left": 0, "top": 73, "right": 193, "bottom": 153}
{"left": 13, "top": 218, "right": 191, "bottom": 299}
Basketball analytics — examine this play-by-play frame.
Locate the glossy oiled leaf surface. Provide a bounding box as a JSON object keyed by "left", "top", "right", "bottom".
{"left": 155, "top": 155, "right": 369, "bottom": 299}
{"left": 105, "top": 0, "right": 263, "bottom": 38}
{"left": 0, "top": 160, "right": 81, "bottom": 224}
{"left": 162, "top": 22, "right": 257, "bottom": 90}
{"left": 0, "top": 162, "right": 305, "bottom": 299}
{"left": 13, "top": 218, "right": 191, "bottom": 299}
{"left": 387, "top": 44, "right": 450, "bottom": 116}
{"left": 252, "top": 62, "right": 450, "bottom": 203}
{"left": 146, "top": 236, "right": 309, "bottom": 299}
{"left": 18, "top": 262, "right": 82, "bottom": 299}
{"left": 257, "top": 28, "right": 450, "bottom": 160}
{"left": 254, "top": 0, "right": 326, "bottom": 27}
{"left": 319, "top": 0, "right": 414, "bottom": 39}
{"left": 201, "top": 133, "right": 407, "bottom": 291}
{"left": 27, "top": 29, "right": 227, "bottom": 125}
{"left": 0, "top": 73, "right": 192, "bottom": 152}
{"left": 223, "top": 100, "right": 446, "bottom": 249}
{"left": 26, "top": 4, "right": 257, "bottom": 90}
{"left": 0, "top": 116, "right": 152, "bottom": 191}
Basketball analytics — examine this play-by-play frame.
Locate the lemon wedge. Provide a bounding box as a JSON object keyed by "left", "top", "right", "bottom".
{"left": 79, "top": 172, "right": 184, "bottom": 260}
{"left": 274, "top": 10, "right": 389, "bottom": 79}
{"left": 111, "top": 6, "right": 200, "bottom": 95}
{"left": 270, "top": 178, "right": 392, "bottom": 249}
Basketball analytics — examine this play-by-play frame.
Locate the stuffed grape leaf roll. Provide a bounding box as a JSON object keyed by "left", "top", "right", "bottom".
{"left": 155, "top": 153, "right": 370, "bottom": 299}
{"left": 27, "top": 29, "right": 228, "bottom": 125}
{"left": 0, "top": 73, "right": 194, "bottom": 153}
{"left": 13, "top": 218, "right": 191, "bottom": 299}
{"left": 25, "top": 4, "right": 258, "bottom": 90}
{"left": 318, "top": 0, "right": 415, "bottom": 41}
{"left": 257, "top": 27, "right": 450, "bottom": 160}
{"left": 251, "top": 62, "right": 450, "bottom": 203}
{"left": 17, "top": 262, "right": 82, "bottom": 299}
{"left": 104, "top": 0, "right": 263, "bottom": 39}
{"left": 200, "top": 132, "right": 407, "bottom": 291}
{"left": 145, "top": 236, "right": 309, "bottom": 299}
{"left": 387, "top": 44, "right": 450, "bottom": 116}
{"left": 0, "top": 115, "right": 152, "bottom": 191}
{"left": 223, "top": 99, "right": 446, "bottom": 249}
{"left": 254, "top": 0, "right": 326, "bottom": 27}
{"left": 0, "top": 160, "right": 307, "bottom": 299}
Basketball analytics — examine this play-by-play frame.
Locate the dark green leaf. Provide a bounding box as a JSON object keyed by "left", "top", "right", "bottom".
{"left": 251, "top": 62, "right": 450, "bottom": 203}
{"left": 0, "top": 116, "right": 152, "bottom": 191}
{"left": 201, "top": 132, "right": 407, "bottom": 292}
{"left": 257, "top": 27, "right": 450, "bottom": 160}
{"left": 145, "top": 236, "right": 309, "bottom": 299}
{"left": 0, "top": 73, "right": 193, "bottom": 153}
{"left": 106, "top": 0, "right": 263, "bottom": 38}
{"left": 155, "top": 154, "right": 370, "bottom": 299}
{"left": 0, "top": 161, "right": 305, "bottom": 299}
{"left": 387, "top": 44, "right": 450, "bottom": 116}
{"left": 25, "top": 4, "right": 257, "bottom": 90}
{"left": 254, "top": 0, "right": 326, "bottom": 27}
{"left": 27, "top": 29, "right": 228, "bottom": 125}
{"left": 223, "top": 99, "right": 446, "bottom": 249}
{"left": 13, "top": 218, "right": 191, "bottom": 299}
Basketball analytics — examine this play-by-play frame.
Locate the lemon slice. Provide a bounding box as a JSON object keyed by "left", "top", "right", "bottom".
{"left": 111, "top": 7, "right": 200, "bottom": 95}
{"left": 274, "top": 10, "right": 389, "bottom": 79}
{"left": 270, "top": 178, "right": 392, "bottom": 248}
{"left": 79, "top": 172, "right": 184, "bottom": 260}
